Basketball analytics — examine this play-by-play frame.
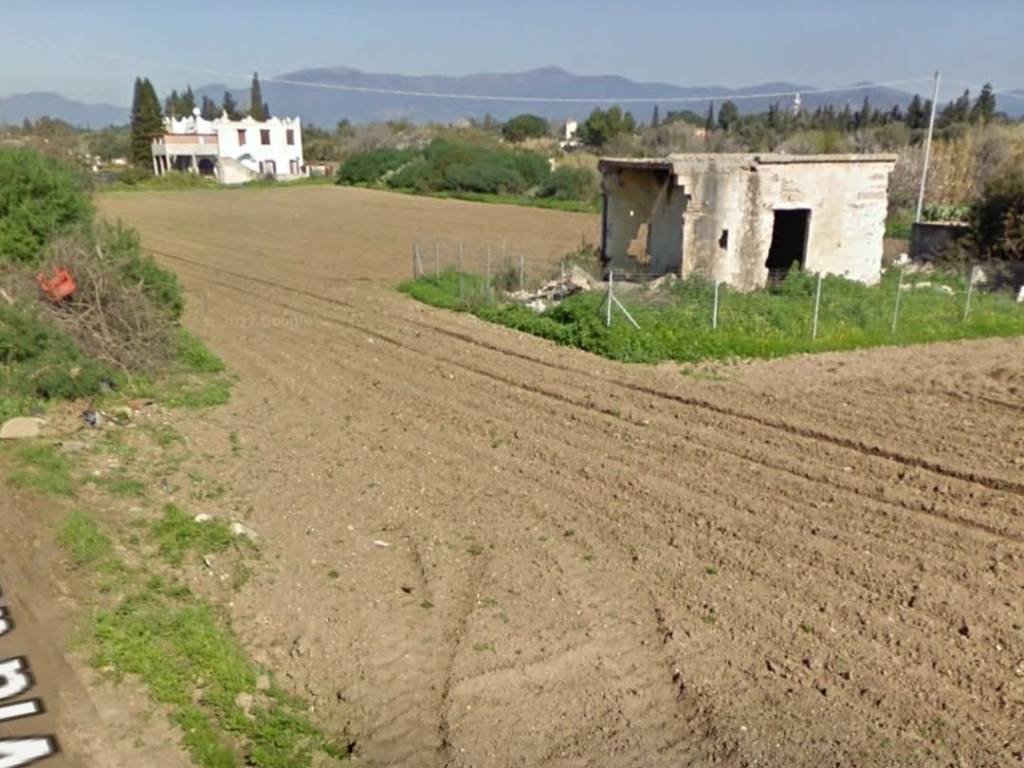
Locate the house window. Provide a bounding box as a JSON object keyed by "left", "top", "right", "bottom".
{"left": 286, "top": 129, "right": 295, "bottom": 146}
{"left": 237, "top": 129, "right": 246, "bottom": 145}
{"left": 260, "top": 129, "right": 271, "bottom": 145}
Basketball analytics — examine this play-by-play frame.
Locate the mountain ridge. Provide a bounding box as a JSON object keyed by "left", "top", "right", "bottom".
{"left": 3, "top": 67, "right": 1020, "bottom": 127}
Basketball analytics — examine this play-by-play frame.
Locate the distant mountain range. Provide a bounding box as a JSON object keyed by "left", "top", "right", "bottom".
{"left": 0, "top": 92, "right": 128, "bottom": 128}
{"left": 2, "top": 67, "right": 1021, "bottom": 127}
{"left": 196, "top": 66, "right": 935, "bottom": 125}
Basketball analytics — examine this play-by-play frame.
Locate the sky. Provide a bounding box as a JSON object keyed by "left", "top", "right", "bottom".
{"left": 1, "top": 1, "right": 1021, "bottom": 106}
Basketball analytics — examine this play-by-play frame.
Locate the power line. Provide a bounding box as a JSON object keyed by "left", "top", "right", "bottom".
{"left": 102, "top": 54, "right": 933, "bottom": 105}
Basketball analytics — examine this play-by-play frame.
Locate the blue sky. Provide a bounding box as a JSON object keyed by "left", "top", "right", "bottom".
{"left": 1, "top": 1, "right": 1021, "bottom": 105}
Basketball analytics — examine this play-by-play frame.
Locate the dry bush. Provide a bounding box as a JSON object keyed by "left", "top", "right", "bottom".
{"left": 22, "top": 236, "right": 178, "bottom": 373}
{"left": 891, "top": 125, "right": 1024, "bottom": 209}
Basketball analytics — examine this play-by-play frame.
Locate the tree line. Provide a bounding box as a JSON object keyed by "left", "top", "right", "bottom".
{"left": 574, "top": 83, "right": 1004, "bottom": 150}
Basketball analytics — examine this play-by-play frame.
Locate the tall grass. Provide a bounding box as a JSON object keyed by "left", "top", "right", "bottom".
{"left": 401, "top": 268, "right": 1024, "bottom": 364}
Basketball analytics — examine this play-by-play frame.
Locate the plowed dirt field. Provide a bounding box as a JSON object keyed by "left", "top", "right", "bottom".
{"left": 96, "top": 186, "right": 1024, "bottom": 767}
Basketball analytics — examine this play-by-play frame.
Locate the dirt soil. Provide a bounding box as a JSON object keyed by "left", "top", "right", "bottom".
{"left": 21, "top": 184, "right": 1011, "bottom": 767}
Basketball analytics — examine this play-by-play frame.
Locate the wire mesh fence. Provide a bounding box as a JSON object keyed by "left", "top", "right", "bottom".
{"left": 405, "top": 238, "right": 1024, "bottom": 360}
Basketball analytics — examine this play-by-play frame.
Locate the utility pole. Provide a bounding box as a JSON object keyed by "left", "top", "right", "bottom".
{"left": 915, "top": 71, "right": 941, "bottom": 223}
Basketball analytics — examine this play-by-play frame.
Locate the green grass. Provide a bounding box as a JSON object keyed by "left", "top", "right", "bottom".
{"left": 118, "top": 330, "right": 233, "bottom": 409}
{"left": 5, "top": 442, "right": 77, "bottom": 496}
{"left": 57, "top": 509, "right": 113, "bottom": 566}
{"left": 53, "top": 509, "right": 343, "bottom": 767}
{"left": 102, "top": 173, "right": 333, "bottom": 194}
{"left": 92, "top": 577, "right": 346, "bottom": 767}
{"left": 148, "top": 504, "right": 241, "bottom": 566}
{"left": 886, "top": 206, "right": 915, "bottom": 239}
{"left": 92, "top": 471, "right": 148, "bottom": 498}
{"left": 403, "top": 187, "right": 598, "bottom": 213}
{"left": 401, "top": 267, "right": 1024, "bottom": 364}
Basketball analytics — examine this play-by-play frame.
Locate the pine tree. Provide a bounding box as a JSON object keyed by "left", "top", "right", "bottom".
{"left": 249, "top": 72, "right": 269, "bottom": 120}
{"left": 905, "top": 95, "right": 924, "bottom": 129}
{"left": 222, "top": 90, "right": 241, "bottom": 120}
{"left": 200, "top": 95, "right": 219, "bottom": 120}
{"left": 704, "top": 100, "right": 715, "bottom": 134}
{"left": 651, "top": 104, "right": 660, "bottom": 128}
{"left": 130, "top": 77, "right": 164, "bottom": 167}
{"left": 970, "top": 83, "right": 997, "bottom": 124}
{"left": 181, "top": 86, "right": 196, "bottom": 115}
{"left": 855, "top": 96, "right": 871, "bottom": 129}
{"left": 717, "top": 101, "right": 739, "bottom": 132}
{"left": 165, "top": 89, "right": 180, "bottom": 117}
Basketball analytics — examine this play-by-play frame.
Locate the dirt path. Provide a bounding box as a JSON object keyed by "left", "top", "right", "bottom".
{"left": 98, "top": 188, "right": 1024, "bottom": 767}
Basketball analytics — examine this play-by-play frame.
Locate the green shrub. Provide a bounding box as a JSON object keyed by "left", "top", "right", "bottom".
{"left": 502, "top": 114, "right": 549, "bottom": 143}
{"left": 97, "top": 222, "right": 185, "bottom": 319}
{"left": 540, "top": 166, "right": 600, "bottom": 201}
{"left": 968, "top": 169, "right": 1024, "bottom": 261}
{"left": 386, "top": 158, "right": 441, "bottom": 192}
{"left": 442, "top": 161, "right": 526, "bottom": 194}
{"left": 0, "top": 302, "right": 111, "bottom": 400}
{"left": 0, "top": 147, "right": 94, "bottom": 264}
{"left": 336, "top": 148, "right": 415, "bottom": 185}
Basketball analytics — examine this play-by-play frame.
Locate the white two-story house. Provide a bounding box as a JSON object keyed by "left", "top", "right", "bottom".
{"left": 151, "top": 109, "right": 305, "bottom": 184}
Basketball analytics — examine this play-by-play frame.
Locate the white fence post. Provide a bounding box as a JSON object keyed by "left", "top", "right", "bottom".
{"left": 812, "top": 272, "right": 823, "bottom": 340}
{"left": 458, "top": 242, "right": 464, "bottom": 300}
{"left": 606, "top": 269, "right": 614, "bottom": 327}
{"left": 963, "top": 264, "right": 978, "bottom": 322}
{"left": 486, "top": 246, "right": 492, "bottom": 302}
{"left": 712, "top": 281, "right": 720, "bottom": 330}
{"left": 891, "top": 266, "right": 906, "bottom": 334}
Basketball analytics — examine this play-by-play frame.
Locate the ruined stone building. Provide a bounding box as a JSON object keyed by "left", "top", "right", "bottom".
{"left": 598, "top": 153, "right": 897, "bottom": 290}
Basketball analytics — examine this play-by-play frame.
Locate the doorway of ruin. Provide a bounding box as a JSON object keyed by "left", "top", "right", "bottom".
{"left": 766, "top": 209, "right": 810, "bottom": 283}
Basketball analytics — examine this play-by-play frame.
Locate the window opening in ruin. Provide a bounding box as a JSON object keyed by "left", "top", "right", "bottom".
{"left": 719, "top": 229, "right": 728, "bottom": 249}
{"left": 766, "top": 209, "right": 810, "bottom": 282}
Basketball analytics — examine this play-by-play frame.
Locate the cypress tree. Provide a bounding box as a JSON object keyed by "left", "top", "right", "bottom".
{"left": 222, "top": 90, "right": 241, "bottom": 120}
{"left": 200, "top": 95, "right": 219, "bottom": 120}
{"left": 181, "top": 86, "right": 196, "bottom": 115}
{"left": 704, "top": 100, "right": 715, "bottom": 134}
{"left": 651, "top": 104, "right": 660, "bottom": 127}
{"left": 249, "top": 72, "right": 269, "bottom": 120}
{"left": 130, "top": 76, "right": 164, "bottom": 167}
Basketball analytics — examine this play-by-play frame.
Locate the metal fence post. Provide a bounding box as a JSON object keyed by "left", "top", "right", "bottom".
{"left": 458, "top": 242, "right": 464, "bottom": 301}
{"left": 414, "top": 241, "right": 424, "bottom": 280}
{"left": 519, "top": 254, "right": 525, "bottom": 293}
{"left": 606, "top": 269, "right": 614, "bottom": 327}
{"left": 963, "top": 264, "right": 978, "bottom": 322}
{"left": 486, "top": 245, "right": 492, "bottom": 302}
{"left": 712, "top": 281, "right": 720, "bottom": 330}
{"left": 434, "top": 240, "right": 440, "bottom": 278}
{"left": 812, "top": 272, "right": 823, "bottom": 340}
{"left": 892, "top": 266, "right": 906, "bottom": 334}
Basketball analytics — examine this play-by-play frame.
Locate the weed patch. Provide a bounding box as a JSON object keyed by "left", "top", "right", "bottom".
{"left": 5, "top": 442, "right": 77, "bottom": 496}
{"left": 148, "top": 504, "right": 241, "bottom": 566}
{"left": 57, "top": 509, "right": 113, "bottom": 567}
{"left": 402, "top": 268, "right": 1024, "bottom": 364}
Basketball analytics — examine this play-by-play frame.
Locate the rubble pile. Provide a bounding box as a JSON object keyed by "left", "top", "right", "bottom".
{"left": 507, "top": 265, "right": 597, "bottom": 312}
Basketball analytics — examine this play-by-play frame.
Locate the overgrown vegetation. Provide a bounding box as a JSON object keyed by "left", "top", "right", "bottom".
{"left": 0, "top": 145, "right": 227, "bottom": 420}
{"left": 336, "top": 136, "right": 600, "bottom": 208}
{"left": 401, "top": 267, "right": 1024, "bottom": 364}
{"left": 0, "top": 147, "right": 94, "bottom": 263}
